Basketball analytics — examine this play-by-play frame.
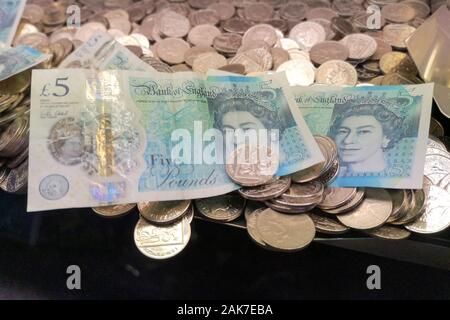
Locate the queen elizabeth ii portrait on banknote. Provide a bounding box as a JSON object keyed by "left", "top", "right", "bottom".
{"left": 210, "top": 85, "right": 296, "bottom": 169}
{"left": 329, "top": 103, "right": 404, "bottom": 175}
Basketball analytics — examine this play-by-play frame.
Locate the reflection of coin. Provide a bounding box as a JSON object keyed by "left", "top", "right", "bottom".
{"left": 39, "top": 174, "right": 69, "bottom": 200}
{"left": 365, "top": 225, "right": 411, "bottom": 240}
{"left": 48, "top": 117, "right": 83, "bottom": 165}
{"left": 92, "top": 203, "right": 136, "bottom": 218}
{"left": 256, "top": 208, "right": 316, "bottom": 251}
{"left": 134, "top": 217, "right": 191, "bottom": 260}
{"left": 310, "top": 211, "right": 349, "bottom": 235}
{"left": 195, "top": 193, "right": 245, "bottom": 222}
{"left": 239, "top": 176, "right": 291, "bottom": 201}
{"left": 138, "top": 200, "right": 191, "bottom": 225}
{"left": 337, "top": 188, "right": 392, "bottom": 229}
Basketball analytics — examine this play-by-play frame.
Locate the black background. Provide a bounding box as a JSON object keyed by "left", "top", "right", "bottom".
{"left": 1, "top": 192, "right": 449, "bottom": 300}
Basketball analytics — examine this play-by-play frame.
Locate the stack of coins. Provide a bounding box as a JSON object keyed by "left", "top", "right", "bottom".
{"left": 0, "top": 70, "right": 32, "bottom": 194}
{"left": 212, "top": 132, "right": 450, "bottom": 251}
{"left": 87, "top": 119, "right": 449, "bottom": 257}
{"left": 134, "top": 200, "right": 193, "bottom": 259}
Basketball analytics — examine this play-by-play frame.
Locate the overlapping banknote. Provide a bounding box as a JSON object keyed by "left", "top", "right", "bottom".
{"left": 292, "top": 84, "right": 434, "bottom": 189}
{"left": 0, "top": 45, "right": 50, "bottom": 81}
{"left": 0, "top": 0, "right": 26, "bottom": 47}
{"left": 59, "top": 31, "right": 155, "bottom": 72}
{"left": 28, "top": 69, "right": 323, "bottom": 211}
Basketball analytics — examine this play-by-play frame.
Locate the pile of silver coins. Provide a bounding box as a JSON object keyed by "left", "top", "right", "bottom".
{"left": 89, "top": 130, "right": 450, "bottom": 257}
{"left": 0, "top": 71, "right": 31, "bottom": 195}
{"left": 10, "top": 0, "right": 448, "bottom": 86}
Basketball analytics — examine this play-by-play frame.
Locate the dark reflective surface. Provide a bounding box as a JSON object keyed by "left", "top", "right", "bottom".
{"left": 0, "top": 191, "right": 449, "bottom": 299}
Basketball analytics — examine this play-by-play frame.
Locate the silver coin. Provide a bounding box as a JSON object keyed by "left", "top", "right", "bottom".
{"left": 92, "top": 203, "right": 136, "bottom": 218}
{"left": 364, "top": 225, "right": 411, "bottom": 240}
{"left": 320, "top": 188, "right": 366, "bottom": 214}
{"left": 309, "top": 212, "right": 350, "bottom": 235}
{"left": 391, "top": 176, "right": 431, "bottom": 226}
{"left": 195, "top": 193, "right": 245, "bottom": 222}
{"left": 318, "top": 187, "right": 357, "bottom": 210}
{"left": 405, "top": 184, "right": 450, "bottom": 234}
{"left": 427, "top": 137, "right": 447, "bottom": 151}
{"left": 134, "top": 216, "right": 191, "bottom": 260}
{"left": 337, "top": 188, "right": 392, "bottom": 230}
{"left": 271, "top": 192, "right": 322, "bottom": 207}
{"left": 317, "top": 158, "right": 340, "bottom": 185}
{"left": 184, "top": 204, "right": 195, "bottom": 224}
{"left": 290, "top": 135, "right": 333, "bottom": 183}
{"left": 1, "top": 159, "right": 28, "bottom": 193}
{"left": 46, "top": 117, "right": 83, "bottom": 166}
{"left": 137, "top": 200, "right": 191, "bottom": 225}
{"left": 280, "top": 180, "right": 324, "bottom": 202}
{"left": 424, "top": 153, "right": 450, "bottom": 185}
{"left": 244, "top": 200, "right": 266, "bottom": 220}
{"left": 390, "top": 189, "right": 424, "bottom": 225}
{"left": 438, "top": 173, "right": 450, "bottom": 192}
{"left": 226, "top": 144, "right": 279, "bottom": 187}
{"left": 386, "top": 189, "right": 408, "bottom": 223}
{"left": 256, "top": 209, "right": 316, "bottom": 251}
{"left": 426, "top": 146, "right": 450, "bottom": 157}
{"left": 238, "top": 176, "right": 291, "bottom": 201}
{"left": 245, "top": 207, "right": 267, "bottom": 248}
{"left": 264, "top": 198, "right": 317, "bottom": 214}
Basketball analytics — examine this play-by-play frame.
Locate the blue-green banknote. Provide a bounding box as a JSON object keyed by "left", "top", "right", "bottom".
{"left": 59, "top": 31, "right": 155, "bottom": 72}
{"left": 0, "top": 45, "right": 50, "bottom": 81}
{"left": 0, "top": 0, "right": 26, "bottom": 46}
{"left": 292, "top": 83, "right": 434, "bottom": 189}
{"left": 28, "top": 69, "right": 322, "bottom": 211}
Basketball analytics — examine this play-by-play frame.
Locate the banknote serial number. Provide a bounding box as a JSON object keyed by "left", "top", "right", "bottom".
{"left": 177, "top": 304, "right": 273, "bottom": 317}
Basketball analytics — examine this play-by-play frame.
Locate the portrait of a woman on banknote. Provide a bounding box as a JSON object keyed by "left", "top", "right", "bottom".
{"left": 329, "top": 103, "right": 404, "bottom": 174}
{"left": 214, "top": 97, "right": 280, "bottom": 132}
{"left": 214, "top": 93, "right": 295, "bottom": 162}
